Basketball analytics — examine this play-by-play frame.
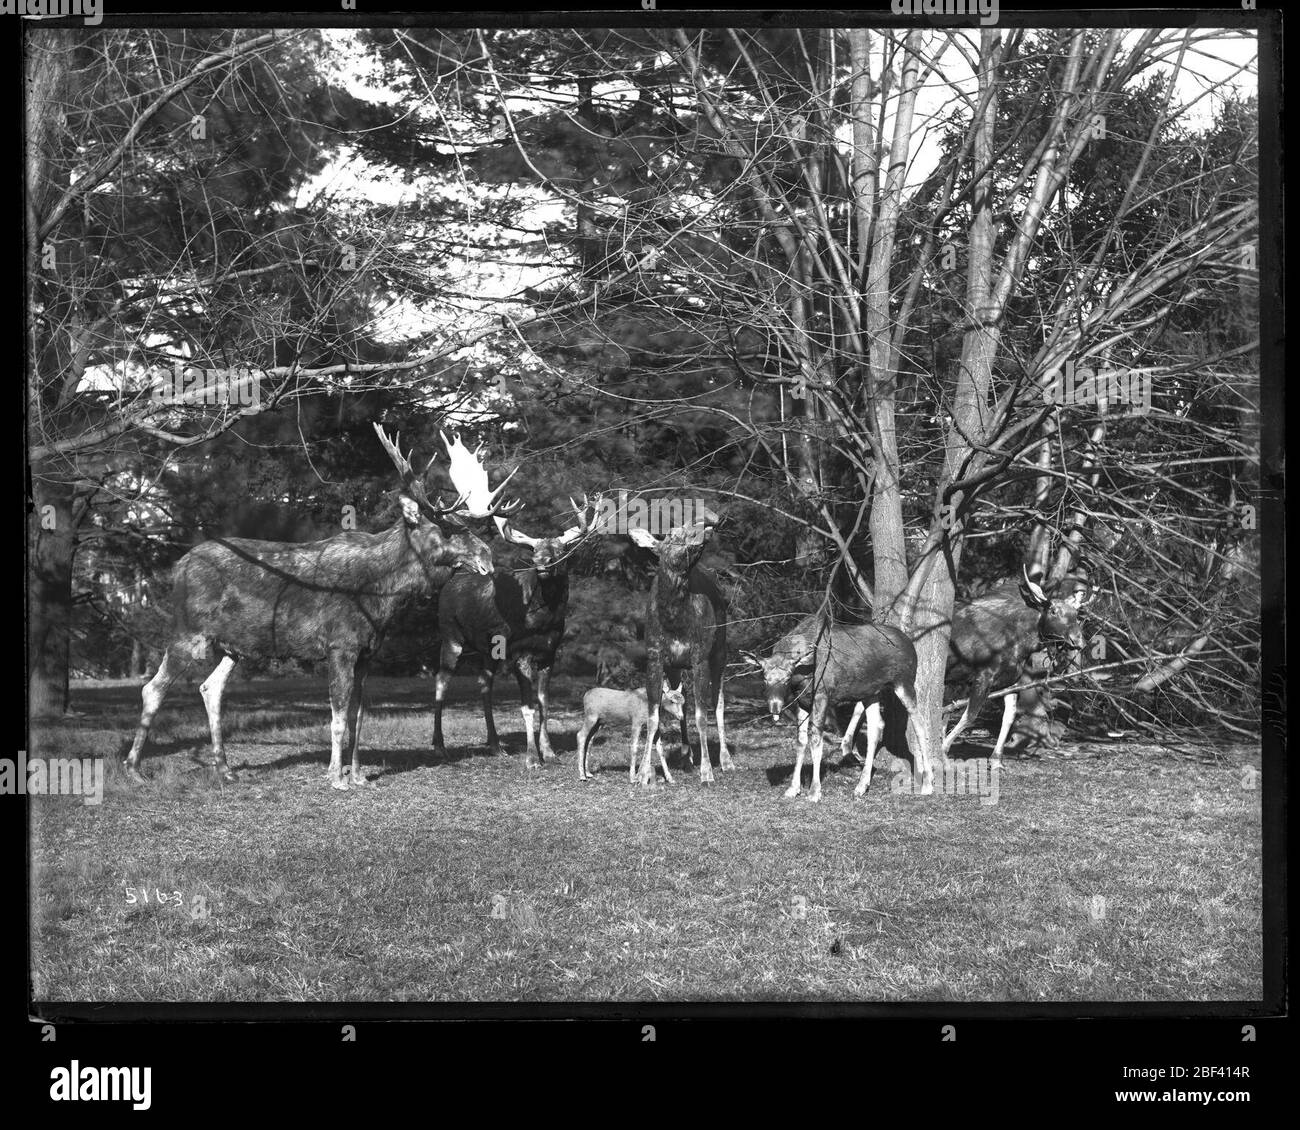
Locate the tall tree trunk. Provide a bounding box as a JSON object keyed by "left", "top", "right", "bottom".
{"left": 911, "top": 29, "right": 1005, "bottom": 765}
{"left": 864, "top": 31, "right": 922, "bottom": 619}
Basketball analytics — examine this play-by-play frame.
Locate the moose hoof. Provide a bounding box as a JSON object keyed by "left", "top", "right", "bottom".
{"left": 430, "top": 744, "right": 446, "bottom": 760}
{"left": 783, "top": 786, "right": 800, "bottom": 799}
{"left": 807, "top": 793, "right": 821, "bottom": 804}
{"left": 853, "top": 785, "right": 868, "bottom": 798}
{"left": 124, "top": 765, "right": 148, "bottom": 785}
{"left": 216, "top": 768, "right": 237, "bottom": 784}
{"left": 329, "top": 777, "right": 350, "bottom": 792}
{"left": 349, "top": 772, "right": 373, "bottom": 788}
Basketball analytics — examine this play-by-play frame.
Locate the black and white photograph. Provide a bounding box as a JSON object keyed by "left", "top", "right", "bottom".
{"left": 22, "top": 4, "right": 1279, "bottom": 1072}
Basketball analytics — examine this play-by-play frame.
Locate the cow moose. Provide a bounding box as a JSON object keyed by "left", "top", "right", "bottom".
{"left": 837, "top": 568, "right": 1089, "bottom": 766}
{"left": 431, "top": 494, "right": 598, "bottom": 767}
{"left": 745, "top": 615, "right": 935, "bottom": 802}
{"left": 124, "top": 424, "right": 497, "bottom": 790}
{"left": 941, "top": 567, "right": 1090, "bottom": 764}
{"left": 630, "top": 512, "right": 735, "bottom": 785}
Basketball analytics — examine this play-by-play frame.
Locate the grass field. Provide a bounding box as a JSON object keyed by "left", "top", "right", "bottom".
{"left": 28, "top": 675, "right": 1262, "bottom": 1003}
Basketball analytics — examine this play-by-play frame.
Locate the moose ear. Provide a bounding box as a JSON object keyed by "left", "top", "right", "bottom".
{"left": 399, "top": 495, "right": 422, "bottom": 526}
{"left": 628, "top": 527, "right": 660, "bottom": 550}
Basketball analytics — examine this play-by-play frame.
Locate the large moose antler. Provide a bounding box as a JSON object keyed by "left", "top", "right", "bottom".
{"left": 495, "top": 491, "right": 602, "bottom": 548}
{"left": 440, "top": 430, "right": 523, "bottom": 519}
{"left": 558, "top": 491, "right": 601, "bottom": 545}
{"left": 372, "top": 424, "right": 470, "bottom": 517}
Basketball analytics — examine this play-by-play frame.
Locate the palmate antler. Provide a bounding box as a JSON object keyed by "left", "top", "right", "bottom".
{"left": 372, "top": 424, "right": 471, "bottom": 517}
{"left": 558, "top": 491, "right": 602, "bottom": 544}
{"left": 440, "top": 430, "right": 523, "bottom": 519}
{"left": 495, "top": 491, "right": 603, "bottom": 547}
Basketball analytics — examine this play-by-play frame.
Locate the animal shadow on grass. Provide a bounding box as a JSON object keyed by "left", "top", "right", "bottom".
{"left": 236, "top": 741, "right": 498, "bottom": 781}
{"left": 579, "top": 735, "right": 695, "bottom": 779}
{"left": 761, "top": 754, "right": 867, "bottom": 790}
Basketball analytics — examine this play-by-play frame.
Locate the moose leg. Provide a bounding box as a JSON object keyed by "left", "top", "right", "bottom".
{"left": 785, "top": 705, "right": 810, "bottom": 798}
{"left": 535, "top": 666, "right": 556, "bottom": 761}
{"left": 649, "top": 720, "right": 675, "bottom": 785}
{"left": 942, "top": 705, "right": 972, "bottom": 754}
{"left": 808, "top": 693, "right": 829, "bottom": 803}
{"left": 677, "top": 707, "right": 692, "bottom": 767}
{"left": 579, "top": 717, "right": 598, "bottom": 780}
{"left": 707, "top": 650, "right": 734, "bottom": 770}
{"left": 714, "top": 682, "right": 736, "bottom": 771}
{"left": 693, "top": 665, "right": 714, "bottom": 784}
{"left": 990, "top": 692, "right": 1018, "bottom": 766}
{"left": 640, "top": 701, "right": 662, "bottom": 787}
{"left": 481, "top": 667, "right": 502, "bottom": 756}
{"left": 513, "top": 665, "right": 543, "bottom": 770}
{"left": 326, "top": 651, "right": 356, "bottom": 791}
{"left": 895, "top": 681, "right": 934, "bottom": 795}
{"left": 840, "top": 701, "right": 866, "bottom": 763}
{"left": 431, "top": 639, "right": 461, "bottom": 759}
{"left": 640, "top": 657, "right": 665, "bottom": 787}
{"left": 853, "top": 701, "right": 885, "bottom": 797}
{"left": 656, "top": 740, "right": 674, "bottom": 784}
{"left": 347, "top": 655, "right": 371, "bottom": 787}
{"left": 198, "top": 655, "right": 239, "bottom": 783}
{"left": 944, "top": 674, "right": 990, "bottom": 756}
{"left": 125, "top": 645, "right": 195, "bottom": 781}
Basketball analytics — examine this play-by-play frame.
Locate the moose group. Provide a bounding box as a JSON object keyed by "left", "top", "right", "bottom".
{"left": 125, "top": 425, "right": 1091, "bottom": 797}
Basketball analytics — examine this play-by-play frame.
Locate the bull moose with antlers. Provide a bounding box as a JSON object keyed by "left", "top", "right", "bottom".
{"left": 124, "top": 423, "right": 503, "bottom": 790}
{"left": 431, "top": 490, "right": 599, "bottom": 768}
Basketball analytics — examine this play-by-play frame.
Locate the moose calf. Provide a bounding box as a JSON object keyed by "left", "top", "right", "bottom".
{"left": 575, "top": 685, "right": 685, "bottom": 782}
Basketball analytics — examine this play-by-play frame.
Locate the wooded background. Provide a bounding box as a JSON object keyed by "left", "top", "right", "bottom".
{"left": 26, "top": 26, "right": 1265, "bottom": 749}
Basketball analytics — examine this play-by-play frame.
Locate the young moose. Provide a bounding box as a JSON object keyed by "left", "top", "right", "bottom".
{"left": 574, "top": 684, "right": 685, "bottom": 782}
{"left": 745, "top": 615, "right": 935, "bottom": 802}
{"left": 630, "top": 512, "right": 735, "bottom": 785}
{"left": 125, "top": 425, "right": 496, "bottom": 791}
